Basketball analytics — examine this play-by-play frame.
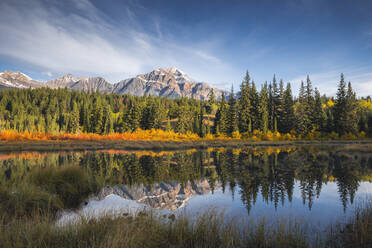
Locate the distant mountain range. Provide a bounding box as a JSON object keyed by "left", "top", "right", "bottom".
{"left": 0, "top": 68, "right": 224, "bottom": 100}
{"left": 93, "top": 179, "right": 218, "bottom": 211}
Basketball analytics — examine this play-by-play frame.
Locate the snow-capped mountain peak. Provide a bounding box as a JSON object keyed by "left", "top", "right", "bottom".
{"left": 0, "top": 68, "right": 224, "bottom": 100}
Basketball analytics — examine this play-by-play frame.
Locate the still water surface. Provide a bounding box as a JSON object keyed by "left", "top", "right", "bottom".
{"left": 1, "top": 145, "right": 371, "bottom": 227}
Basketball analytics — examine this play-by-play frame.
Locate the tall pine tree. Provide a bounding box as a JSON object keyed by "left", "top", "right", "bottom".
{"left": 238, "top": 71, "right": 252, "bottom": 133}
{"left": 228, "top": 85, "right": 239, "bottom": 135}
{"left": 281, "top": 83, "right": 295, "bottom": 133}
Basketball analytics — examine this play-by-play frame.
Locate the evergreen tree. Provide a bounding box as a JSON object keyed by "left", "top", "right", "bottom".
{"left": 259, "top": 83, "right": 269, "bottom": 134}
{"left": 175, "top": 99, "right": 189, "bottom": 134}
{"left": 166, "top": 116, "right": 172, "bottom": 132}
{"left": 102, "top": 104, "right": 113, "bottom": 134}
{"left": 140, "top": 98, "right": 158, "bottom": 130}
{"left": 296, "top": 81, "right": 308, "bottom": 134}
{"left": 214, "top": 92, "right": 228, "bottom": 134}
{"left": 345, "top": 82, "right": 358, "bottom": 134}
{"left": 90, "top": 99, "right": 104, "bottom": 134}
{"left": 313, "top": 88, "right": 325, "bottom": 131}
{"left": 334, "top": 73, "right": 348, "bottom": 135}
{"left": 281, "top": 83, "right": 295, "bottom": 133}
{"left": 304, "top": 75, "right": 315, "bottom": 132}
{"left": 250, "top": 81, "right": 260, "bottom": 131}
{"left": 206, "top": 89, "right": 216, "bottom": 114}
{"left": 69, "top": 102, "right": 80, "bottom": 133}
{"left": 198, "top": 103, "right": 206, "bottom": 137}
{"left": 122, "top": 101, "right": 141, "bottom": 132}
{"left": 238, "top": 71, "right": 252, "bottom": 133}
{"left": 80, "top": 102, "right": 90, "bottom": 132}
{"left": 272, "top": 75, "right": 281, "bottom": 131}
{"left": 277, "top": 79, "right": 285, "bottom": 132}
{"left": 228, "top": 85, "right": 239, "bottom": 135}
{"left": 268, "top": 82, "right": 274, "bottom": 131}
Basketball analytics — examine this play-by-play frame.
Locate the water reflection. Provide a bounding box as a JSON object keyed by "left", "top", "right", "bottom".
{"left": 94, "top": 179, "right": 215, "bottom": 210}
{"left": 1, "top": 145, "right": 371, "bottom": 217}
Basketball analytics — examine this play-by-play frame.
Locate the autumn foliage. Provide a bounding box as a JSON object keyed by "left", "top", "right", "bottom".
{"left": 0, "top": 129, "right": 201, "bottom": 142}
{"left": 0, "top": 128, "right": 369, "bottom": 143}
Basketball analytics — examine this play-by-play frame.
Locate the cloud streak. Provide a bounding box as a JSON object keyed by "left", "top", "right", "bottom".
{"left": 0, "top": 0, "right": 232, "bottom": 83}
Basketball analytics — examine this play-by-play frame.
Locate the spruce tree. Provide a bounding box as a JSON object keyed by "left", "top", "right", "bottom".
{"left": 69, "top": 102, "right": 80, "bottom": 133}
{"left": 272, "top": 75, "right": 281, "bottom": 131}
{"left": 166, "top": 116, "right": 172, "bottom": 132}
{"left": 296, "top": 81, "right": 308, "bottom": 134}
{"left": 277, "top": 79, "right": 285, "bottom": 132}
{"left": 175, "top": 100, "right": 189, "bottom": 134}
{"left": 345, "top": 82, "right": 358, "bottom": 134}
{"left": 206, "top": 89, "right": 216, "bottom": 114}
{"left": 250, "top": 81, "right": 260, "bottom": 131}
{"left": 313, "top": 88, "right": 324, "bottom": 131}
{"left": 334, "top": 73, "right": 348, "bottom": 134}
{"left": 214, "top": 92, "right": 228, "bottom": 134}
{"left": 228, "top": 85, "right": 239, "bottom": 135}
{"left": 90, "top": 98, "right": 104, "bottom": 134}
{"left": 268, "top": 82, "right": 274, "bottom": 131}
{"left": 259, "top": 83, "right": 269, "bottom": 134}
{"left": 305, "top": 75, "right": 315, "bottom": 132}
{"left": 102, "top": 104, "right": 113, "bottom": 134}
{"left": 281, "top": 83, "right": 295, "bottom": 133}
{"left": 198, "top": 103, "right": 206, "bottom": 137}
{"left": 238, "top": 71, "right": 252, "bottom": 133}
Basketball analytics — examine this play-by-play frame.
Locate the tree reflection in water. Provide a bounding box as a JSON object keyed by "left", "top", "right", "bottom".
{"left": 1, "top": 145, "right": 371, "bottom": 213}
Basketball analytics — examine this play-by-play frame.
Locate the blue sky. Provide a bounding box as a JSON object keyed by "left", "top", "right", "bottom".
{"left": 0, "top": 0, "right": 371, "bottom": 96}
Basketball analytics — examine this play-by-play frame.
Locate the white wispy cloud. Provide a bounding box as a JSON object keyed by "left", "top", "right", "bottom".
{"left": 42, "top": 72, "right": 53, "bottom": 77}
{"left": 0, "top": 0, "right": 233, "bottom": 84}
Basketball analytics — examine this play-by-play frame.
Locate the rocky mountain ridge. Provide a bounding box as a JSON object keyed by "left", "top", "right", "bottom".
{"left": 92, "top": 179, "right": 217, "bottom": 211}
{"left": 0, "top": 68, "right": 224, "bottom": 100}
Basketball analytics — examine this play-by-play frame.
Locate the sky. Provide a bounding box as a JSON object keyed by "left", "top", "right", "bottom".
{"left": 0, "top": 0, "right": 371, "bottom": 96}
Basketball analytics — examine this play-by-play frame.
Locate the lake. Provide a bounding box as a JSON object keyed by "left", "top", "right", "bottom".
{"left": 1, "top": 145, "right": 371, "bottom": 228}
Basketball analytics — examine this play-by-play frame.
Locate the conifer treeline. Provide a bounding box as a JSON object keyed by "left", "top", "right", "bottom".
{"left": 0, "top": 72, "right": 371, "bottom": 137}
{"left": 214, "top": 72, "right": 371, "bottom": 137}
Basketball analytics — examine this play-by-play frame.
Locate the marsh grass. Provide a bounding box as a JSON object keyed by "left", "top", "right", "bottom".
{"left": 326, "top": 198, "right": 372, "bottom": 247}
{"left": 1, "top": 197, "right": 372, "bottom": 247}
{"left": 0, "top": 208, "right": 312, "bottom": 248}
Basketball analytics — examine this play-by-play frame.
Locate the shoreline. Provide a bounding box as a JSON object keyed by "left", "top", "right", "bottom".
{"left": 0, "top": 139, "right": 371, "bottom": 152}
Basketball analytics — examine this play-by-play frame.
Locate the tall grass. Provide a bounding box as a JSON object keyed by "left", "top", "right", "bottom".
{"left": 0, "top": 210, "right": 312, "bottom": 248}
{"left": 326, "top": 198, "right": 372, "bottom": 247}
{"left": 1, "top": 195, "right": 372, "bottom": 247}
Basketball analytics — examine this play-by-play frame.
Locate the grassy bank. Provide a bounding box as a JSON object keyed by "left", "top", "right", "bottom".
{"left": 1, "top": 200, "right": 372, "bottom": 248}
{"left": 1, "top": 139, "right": 372, "bottom": 152}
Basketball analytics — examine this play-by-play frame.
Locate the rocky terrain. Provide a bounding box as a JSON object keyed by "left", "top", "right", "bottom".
{"left": 0, "top": 68, "right": 224, "bottom": 100}
{"left": 93, "top": 179, "right": 217, "bottom": 211}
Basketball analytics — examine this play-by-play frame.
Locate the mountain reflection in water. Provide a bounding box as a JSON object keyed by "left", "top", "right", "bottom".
{"left": 1, "top": 145, "right": 372, "bottom": 224}
{"left": 94, "top": 179, "right": 216, "bottom": 211}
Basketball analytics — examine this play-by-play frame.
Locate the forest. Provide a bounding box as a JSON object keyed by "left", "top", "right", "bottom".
{"left": 0, "top": 72, "right": 371, "bottom": 140}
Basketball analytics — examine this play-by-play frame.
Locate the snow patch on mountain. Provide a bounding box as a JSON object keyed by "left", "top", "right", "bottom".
{"left": 0, "top": 68, "right": 224, "bottom": 100}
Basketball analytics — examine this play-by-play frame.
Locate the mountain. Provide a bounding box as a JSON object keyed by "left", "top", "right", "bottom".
{"left": 92, "top": 179, "right": 218, "bottom": 211}
{"left": 0, "top": 70, "right": 43, "bottom": 89}
{"left": 0, "top": 68, "right": 223, "bottom": 100}
{"left": 113, "top": 68, "right": 222, "bottom": 99}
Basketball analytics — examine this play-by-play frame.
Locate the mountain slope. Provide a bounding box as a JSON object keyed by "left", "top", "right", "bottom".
{"left": 0, "top": 71, "right": 43, "bottom": 89}
{"left": 0, "top": 68, "right": 224, "bottom": 100}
